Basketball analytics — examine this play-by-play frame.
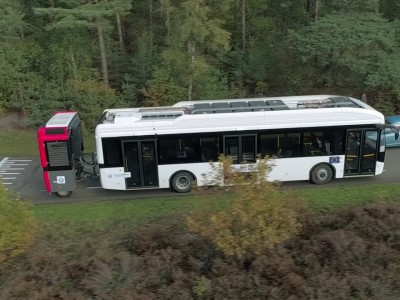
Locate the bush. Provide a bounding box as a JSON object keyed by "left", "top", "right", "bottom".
{"left": 285, "top": 201, "right": 400, "bottom": 299}
{"left": 1, "top": 199, "right": 400, "bottom": 299}
{"left": 0, "top": 184, "right": 38, "bottom": 264}
{"left": 187, "top": 156, "right": 304, "bottom": 260}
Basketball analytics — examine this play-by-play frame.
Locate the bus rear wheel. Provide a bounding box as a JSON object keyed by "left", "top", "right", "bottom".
{"left": 55, "top": 191, "right": 72, "bottom": 197}
{"left": 310, "top": 164, "right": 333, "bottom": 185}
{"left": 171, "top": 172, "right": 193, "bottom": 193}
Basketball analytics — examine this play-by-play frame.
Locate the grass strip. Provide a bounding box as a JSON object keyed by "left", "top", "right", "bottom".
{"left": 33, "top": 183, "right": 400, "bottom": 225}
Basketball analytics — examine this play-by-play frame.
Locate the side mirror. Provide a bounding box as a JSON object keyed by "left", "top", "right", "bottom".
{"left": 389, "top": 126, "right": 399, "bottom": 140}
{"left": 378, "top": 124, "right": 400, "bottom": 140}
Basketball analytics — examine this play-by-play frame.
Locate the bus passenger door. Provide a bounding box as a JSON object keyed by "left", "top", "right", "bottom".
{"left": 123, "top": 140, "right": 158, "bottom": 189}
{"left": 345, "top": 130, "right": 378, "bottom": 175}
{"left": 223, "top": 135, "right": 257, "bottom": 165}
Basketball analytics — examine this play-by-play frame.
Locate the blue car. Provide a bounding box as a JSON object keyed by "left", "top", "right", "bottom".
{"left": 385, "top": 116, "right": 400, "bottom": 147}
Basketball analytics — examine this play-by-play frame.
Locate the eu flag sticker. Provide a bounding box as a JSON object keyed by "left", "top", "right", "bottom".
{"left": 329, "top": 156, "right": 340, "bottom": 164}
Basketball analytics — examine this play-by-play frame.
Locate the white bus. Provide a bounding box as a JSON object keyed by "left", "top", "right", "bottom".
{"left": 95, "top": 95, "right": 394, "bottom": 193}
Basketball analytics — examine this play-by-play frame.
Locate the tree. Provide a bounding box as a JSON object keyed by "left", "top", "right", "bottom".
{"left": 63, "top": 78, "right": 118, "bottom": 129}
{"left": 34, "top": 0, "right": 132, "bottom": 86}
{"left": 0, "top": 0, "right": 26, "bottom": 39}
{"left": 224, "top": 0, "right": 311, "bottom": 96}
{"left": 0, "top": 0, "right": 42, "bottom": 114}
{"left": 187, "top": 156, "right": 303, "bottom": 260}
{"left": 380, "top": 0, "right": 400, "bottom": 21}
{"left": 144, "top": 0, "right": 231, "bottom": 103}
{"left": 0, "top": 184, "right": 38, "bottom": 263}
{"left": 326, "top": 0, "right": 380, "bottom": 13}
{"left": 290, "top": 13, "right": 400, "bottom": 95}
{"left": 142, "top": 67, "right": 186, "bottom": 106}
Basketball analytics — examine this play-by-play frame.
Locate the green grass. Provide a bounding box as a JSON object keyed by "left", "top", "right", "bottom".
{"left": 0, "top": 128, "right": 95, "bottom": 157}
{"left": 33, "top": 195, "right": 226, "bottom": 227}
{"left": 0, "top": 129, "right": 38, "bottom": 157}
{"left": 33, "top": 183, "right": 400, "bottom": 225}
{"left": 34, "top": 197, "right": 195, "bottom": 223}
{"left": 297, "top": 183, "right": 400, "bottom": 212}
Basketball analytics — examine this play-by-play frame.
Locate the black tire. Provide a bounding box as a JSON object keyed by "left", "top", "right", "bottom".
{"left": 171, "top": 172, "right": 193, "bottom": 193}
{"left": 310, "top": 164, "right": 333, "bottom": 185}
{"left": 55, "top": 191, "right": 72, "bottom": 197}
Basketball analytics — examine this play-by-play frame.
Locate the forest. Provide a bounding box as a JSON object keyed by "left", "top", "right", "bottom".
{"left": 1, "top": 0, "right": 400, "bottom": 129}
{"left": 3, "top": 2, "right": 400, "bottom": 298}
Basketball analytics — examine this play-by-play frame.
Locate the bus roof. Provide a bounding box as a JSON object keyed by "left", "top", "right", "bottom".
{"left": 45, "top": 111, "right": 77, "bottom": 128}
{"left": 96, "top": 95, "right": 385, "bottom": 137}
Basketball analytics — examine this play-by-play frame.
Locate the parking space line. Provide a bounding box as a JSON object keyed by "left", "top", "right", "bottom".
{"left": 0, "top": 172, "right": 20, "bottom": 174}
{"left": 1, "top": 157, "right": 31, "bottom": 190}
{"left": 0, "top": 157, "right": 9, "bottom": 167}
{"left": 7, "top": 159, "right": 32, "bottom": 161}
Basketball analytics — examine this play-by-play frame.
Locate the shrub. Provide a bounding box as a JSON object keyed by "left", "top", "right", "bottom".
{"left": 0, "top": 184, "right": 38, "bottom": 263}
{"left": 284, "top": 201, "right": 400, "bottom": 299}
{"left": 1, "top": 193, "right": 400, "bottom": 299}
{"left": 187, "top": 156, "right": 304, "bottom": 260}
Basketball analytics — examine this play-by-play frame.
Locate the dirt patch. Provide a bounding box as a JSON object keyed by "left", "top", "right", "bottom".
{"left": 0, "top": 112, "right": 30, "bottom": 129}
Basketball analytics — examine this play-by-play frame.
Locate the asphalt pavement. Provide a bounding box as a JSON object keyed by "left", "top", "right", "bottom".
{"left": 1, "top": 148, "right": 400, "bottom": 204}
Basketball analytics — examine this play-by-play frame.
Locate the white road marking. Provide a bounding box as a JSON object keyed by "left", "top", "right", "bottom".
{"left": 9, "top": 158, "right": 32, "bottom": 161}
{"left": 0, "top": 173, "right": 20, "bottom": 175}
{"left": 0, "top": 157, "right": 9, "bottom": 167}
{"left": 6, "top": 159, "right": 32, "bottom": 161}
{"left": 0, "top": 157, "right": 30, "bottom": 189}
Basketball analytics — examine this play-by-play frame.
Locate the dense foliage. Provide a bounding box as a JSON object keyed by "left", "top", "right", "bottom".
{"left": 187, "top": 157, "right": 303, "bottom": 259}
{"left": 1, "top": 0, "right": 400, "bottom": 128}
{"left": 1, "top": 201, "right": 400, "bottom": 299}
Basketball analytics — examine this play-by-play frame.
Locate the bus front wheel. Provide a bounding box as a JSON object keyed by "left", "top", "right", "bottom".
{"left": 171, "top": 172, "right": 193, "bottom": 193}
{"left": 310, "top": 164, "right": 333, "bottom": 185}
{"left": 55, "top": 191, "right": 72, "bottom": 197}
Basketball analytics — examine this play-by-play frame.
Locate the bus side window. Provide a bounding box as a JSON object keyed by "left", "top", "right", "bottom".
{"left": 102, "top": 138, "right": 122, "bottom": 166}
{"left": 242, "top": 135, "right": 256, "bottom": 163}
{"left": 159, "top": 137, "right": 199, "bottom": 163}
{"left": 279, "top": 133, "right": 300, "bottom": 157}
{"left": 303, "top": 131, "right": 330, "bottom": 156}
{"left": 200, "top": 137, "right": 219, "bottom": 162}
{"left": 260, "top": 134, "right": 279, "bottom": 157}
{"left": 224, "top": 137, "right": 239, "bottom": 164}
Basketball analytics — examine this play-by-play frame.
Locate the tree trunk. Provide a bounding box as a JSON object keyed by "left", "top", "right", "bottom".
{"left": 315, "top": 0, "right": 320, "bottom": 20}
{"left": 96, "top": 22, "right": 109, "bottom": 85}
{"left": 188, "top": 41, "right": 196, "bottom": 101}
{"left": 241, "top": 0, "right": 246, "bottom": 50}
{"left": 149, "top": 0, "right": 153, "bottom": 45}
{"left": 69, "top": 46, "right": 78, "bottom": 80}
{"left": 93, "top": 0, "right": 109, "bottom": 85}
{"left": 116, "top": 12, "right": 124, "bottom": 52}
{"left": 160, "top": 0, "right": 171, "bottom": 37}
